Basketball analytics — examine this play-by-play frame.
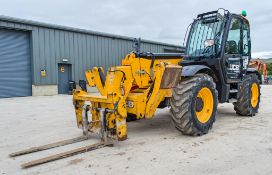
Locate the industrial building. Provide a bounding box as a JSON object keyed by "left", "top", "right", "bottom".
{"left": 0, "top": 16, "right": 184, "bottom": 98}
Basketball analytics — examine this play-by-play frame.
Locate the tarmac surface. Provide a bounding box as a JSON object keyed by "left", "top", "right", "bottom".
{"left": 0, "top": 85, "right": 271, "bottom": 175}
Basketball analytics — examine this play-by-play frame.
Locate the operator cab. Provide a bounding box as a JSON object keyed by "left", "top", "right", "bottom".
{"left": 181, "top": 9, "right": 254, "bottom": 103}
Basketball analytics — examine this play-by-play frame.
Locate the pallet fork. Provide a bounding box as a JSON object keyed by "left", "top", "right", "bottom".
{"left": 9, "top": 107, "right": 112, "bottom": 169}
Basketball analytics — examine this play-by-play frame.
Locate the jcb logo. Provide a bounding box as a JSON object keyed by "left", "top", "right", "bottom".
{"left": 126, "top": 101, "right": 134, "bottom": 108}
{"left": 229, "top": 64, "right": 240, "bottom": 71}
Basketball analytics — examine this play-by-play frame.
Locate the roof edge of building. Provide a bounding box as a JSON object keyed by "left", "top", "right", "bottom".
{"left": 0, "top": 15, "right": 184, "bottom": 49}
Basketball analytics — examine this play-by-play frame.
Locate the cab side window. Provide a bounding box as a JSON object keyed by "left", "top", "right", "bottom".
{"left": 225, "top": 18, "right": 242, "bottom": 54}
{"left": 243, "top": 22, "right": 250, "bottom": 56}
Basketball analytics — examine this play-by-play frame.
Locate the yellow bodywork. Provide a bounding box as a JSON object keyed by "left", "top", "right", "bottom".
{"left": 73, "top": 52, "right": 182, "bottom": 141}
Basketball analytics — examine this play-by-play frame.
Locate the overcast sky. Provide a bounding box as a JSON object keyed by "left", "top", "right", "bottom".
{"left": 1, "top": 0, "right": 272, "bottom": 58}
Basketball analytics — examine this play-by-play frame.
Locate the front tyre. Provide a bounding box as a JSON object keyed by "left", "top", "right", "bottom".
{"left": 170, "top": 74, "right": 218, "bottom": 136}
{"left": 234, "top": 74, "right": 261, "bottom": 116}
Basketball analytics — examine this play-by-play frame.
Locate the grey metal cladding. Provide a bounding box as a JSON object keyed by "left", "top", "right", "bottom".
{"left": 0, "top": 16, "right": 184, "bottom": 85}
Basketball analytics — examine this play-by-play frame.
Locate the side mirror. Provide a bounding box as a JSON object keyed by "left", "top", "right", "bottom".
{"left": 204, "top": 39, "right": 215, "bottom": 48}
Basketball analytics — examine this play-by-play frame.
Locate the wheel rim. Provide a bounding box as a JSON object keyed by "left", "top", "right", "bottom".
{"left": 251, "top": 83, "right": 259, "bottom": 108}
{"left": 195, "top": 87, "right": 214, "bottom": 123}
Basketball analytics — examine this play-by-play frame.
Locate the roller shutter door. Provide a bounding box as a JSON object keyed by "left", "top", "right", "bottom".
{"left": 0, "top": 29, "right": 31, "bottom": 98}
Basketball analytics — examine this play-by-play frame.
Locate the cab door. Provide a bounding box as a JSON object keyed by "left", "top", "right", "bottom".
{"left": 241, "top": 20, "right": 251, "bottom": 75}
{"left": 223, "top": 17, "right": 243, "bottom": 83}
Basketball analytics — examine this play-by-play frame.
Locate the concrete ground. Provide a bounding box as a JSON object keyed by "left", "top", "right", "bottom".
{"left": 0, "top": 86, "right": 272, "bottom": 175}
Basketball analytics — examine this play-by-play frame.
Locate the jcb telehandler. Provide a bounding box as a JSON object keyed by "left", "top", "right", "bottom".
{"left": 10, "top": 9, "right": 261, "bottom": 168}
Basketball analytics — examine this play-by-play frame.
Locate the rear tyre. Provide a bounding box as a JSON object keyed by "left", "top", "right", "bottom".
{"left": 170, "top": 74, "right": 218, "bottom": 136}
{"left": 233, "top": 74, "right": 260, "bottom": 116}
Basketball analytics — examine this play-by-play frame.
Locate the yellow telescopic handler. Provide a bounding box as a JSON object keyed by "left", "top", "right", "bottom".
{"left": 10, "top": 9, "right": 261, "bottom": 168}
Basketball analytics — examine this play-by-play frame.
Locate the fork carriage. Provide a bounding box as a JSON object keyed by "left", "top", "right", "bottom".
{"left": 73, "top": 52, "right": 183, "bottom": 141}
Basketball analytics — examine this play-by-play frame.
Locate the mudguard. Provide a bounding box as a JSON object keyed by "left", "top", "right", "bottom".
{"left": 247, "top": 68, "right": 262, "bottom": 84}
{"left": 181, "top": 65, "right": 212, "bottom": 77}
